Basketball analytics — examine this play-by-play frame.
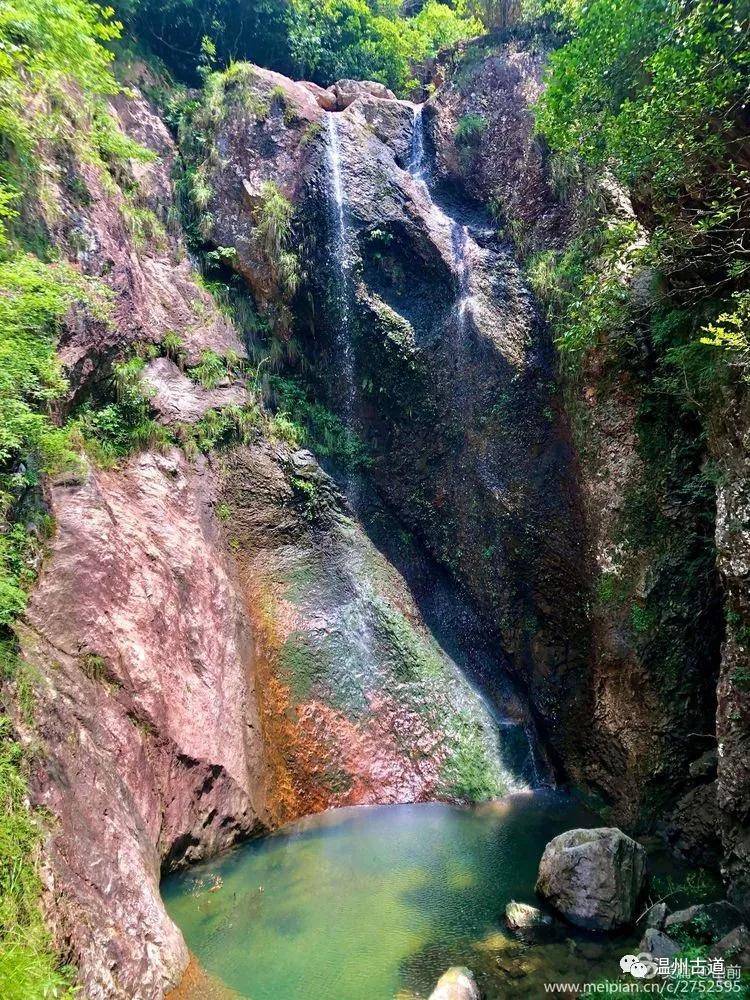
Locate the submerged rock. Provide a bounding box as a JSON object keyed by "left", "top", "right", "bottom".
{"left": 569, "top": 939, "right": 606, "bottom": 961}
{"left": 504, "top": 899, "right": 559, "bottom": 943}
{"left": 505, "top": 900, "right": 552, "bottom": 931}
{"left": 535, "top": 828, "right": 646, "bottom": 931}
{"left": 429, "top": 967, "right": 481, "bottom": 1000}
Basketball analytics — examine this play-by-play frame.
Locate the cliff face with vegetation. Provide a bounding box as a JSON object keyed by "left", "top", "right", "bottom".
{"left": 425, "top": 9, "right": 748, "bottom": 900}
{"left": 0, "top": 0, "right": 748, "bottom": 996}
{"left": 188, "top": 62, "right": 589, "bottom": 777}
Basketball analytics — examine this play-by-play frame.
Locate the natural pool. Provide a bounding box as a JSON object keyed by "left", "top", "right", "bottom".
{"left": 162, "top": 791, "right": 636, "bottom": 1000}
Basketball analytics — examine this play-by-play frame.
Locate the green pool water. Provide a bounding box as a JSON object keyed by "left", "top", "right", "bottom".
{"left": 162, "top": 792, "right": 630, "bottom": 1000}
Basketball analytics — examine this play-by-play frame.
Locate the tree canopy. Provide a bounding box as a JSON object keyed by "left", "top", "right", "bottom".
{"left": 115, "top": 0, "right": 480, "bottom": 92}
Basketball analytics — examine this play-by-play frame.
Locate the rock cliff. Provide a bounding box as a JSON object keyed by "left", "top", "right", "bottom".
{"left": 193, "top": 63, "right": 591, "bottom": 779}
{"left": 6, "top": 64, "right": 541, "bottom": 996}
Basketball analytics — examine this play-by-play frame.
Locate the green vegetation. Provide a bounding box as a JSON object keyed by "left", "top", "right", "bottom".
{"left": 526, "top": 0, "right": 748, "bottom": 704}
{"left": 534, "top": 0, "right": 749, "bottom": 378}
{"left": 187, "top": 348, "right": 242, "bottom": 389}
{"left": 115, "top": 0, "right": 480, "bottom": 94}
{"left": 455, "top": 113, "right": 488, "bottom": 145}
{"left": 175, "top": 402, "right": 263, "bottom": 457}
{"left": 439, "top": 713, "right": 506, "bottom": 801}
{"left": 253, "top": 181, "right": 300, "bottom": 325}
{"left": 0, "top": 716, "right": 76, "bottom": 999}
{"left": 72, "top": 355, "right": 171, "bottom": 463}
{"left": 0, "top": 1, "right": 166, "bottom": 990}
{"left": 277, "top": 631, "right": 326, "bottom": 701}
{"left": 0, "top": 257, "right": 111, "bottom": 623}
{"left": 268, "top": 376, "right": 369, "bottom": 470}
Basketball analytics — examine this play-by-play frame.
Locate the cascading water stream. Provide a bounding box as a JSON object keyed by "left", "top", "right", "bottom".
{"left": 325, "top": 114, "right": 358, "bottom": 431}
{"left": 409, "top": 103, "right": 427, "bottom": 188}
{"left": 451, "top": 221, "right": 472, "bottom": 332}
{"left": 409, "top": 104, "right": 474, "bottom": 330}
{"left": 320, "top": 106, "right": 541, "bottom": 794}
{"left": 323, "top": 112, "right": 385, "bottom": 693}
{"left": 407, "top": 104, "right": 541, "bottom": 789}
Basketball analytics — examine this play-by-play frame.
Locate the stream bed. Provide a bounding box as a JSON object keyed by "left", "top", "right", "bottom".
{"left": 162, "top": 791, "right": 640, "bottom": 999}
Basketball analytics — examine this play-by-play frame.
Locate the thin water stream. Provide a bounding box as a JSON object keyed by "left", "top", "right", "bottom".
{"left": 409, "top": 104, "right": 474, "bottom": 331}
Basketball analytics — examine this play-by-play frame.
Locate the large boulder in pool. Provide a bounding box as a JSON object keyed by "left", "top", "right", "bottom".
{"left": 536, "top": 828, "right": 646, "bottom": 931}
{"left": 429, "top": 966, "right": 481, "bottom": 1000}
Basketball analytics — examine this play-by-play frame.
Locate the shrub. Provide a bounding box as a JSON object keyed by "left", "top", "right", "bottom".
{"left": 455, "top": 113, "right": 488, "bottom": 145}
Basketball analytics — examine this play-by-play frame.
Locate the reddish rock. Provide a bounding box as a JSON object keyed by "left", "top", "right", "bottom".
{"left": 299, "top": 79, "right": 338, "bottom": 111}
{"left": 142, "top": 357, "right": 248, "bottom": 425}
{"left": 49, "top": 84, "right": 245, "bottom": 387}
{"left": 330, "top": 78, "right": 396, "bottom": 109}
{"left": 17, "top": 451, "right": 271, "bottom": 998}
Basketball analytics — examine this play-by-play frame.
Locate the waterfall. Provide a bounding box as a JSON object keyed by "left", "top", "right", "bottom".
{"left": 410, "top": 104, "right": 473, "bottom": 330}
{"left": 321, "top": 107, "right": 539, "bottom": 794}
{"left": 451, "top": 221, "right": 472, "bottom": 330}
{"left": 325, "top": 114, "right": 357, "bottom": 428}
{"left": 409, "top": 104, "right": 427, "bottom": 186}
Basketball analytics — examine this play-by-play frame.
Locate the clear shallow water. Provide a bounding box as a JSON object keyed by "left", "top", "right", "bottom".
{"left": 163, "top": 792, "right": 629, "bottom": 1000}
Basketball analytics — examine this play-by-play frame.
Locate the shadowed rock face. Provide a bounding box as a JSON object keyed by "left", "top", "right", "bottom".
{"left": 198, "top": 66, "right": 590, "bottom": 777}
{"left": 712, "top": 384, "right": 750, "bottom": 914}
{"left": 429, "top": 36, "right": 728, "bottom": 851}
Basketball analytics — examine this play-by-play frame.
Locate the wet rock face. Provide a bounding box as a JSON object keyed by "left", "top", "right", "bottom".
{"left": 200, "top": 64, "right": 590, "bottom": 777}
{"left": 17, "top": 451, "right": 270, "bottom": 999}
{"left": 535, "top": 828, "right": 646, "bottom": 931}
{"left": 216, "top": 442, "right": 529, "bottom": 822}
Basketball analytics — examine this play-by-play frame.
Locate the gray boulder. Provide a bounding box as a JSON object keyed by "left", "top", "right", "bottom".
{"left": 505, "top": 900, "right": 552, "bottom": 931}
{"left": 664, "top": 901, "right": 742, "bottom": 944}
{"left": 330, "top": 78, "right": 396, "bottom": 109}
{"left": 710, "top": 925, "right": 750, "bottom": 967}
{"left": 535, "top": 828, "right": 646, "bottom": 931}
{"left": 429, "top": 967, "right": 481, "bottom": 1000}
{"left": 639, "top": 928, "right": 680, "bottom": 959}
{"left": 644, "top": 901, "right": 669, "bottom": 930}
